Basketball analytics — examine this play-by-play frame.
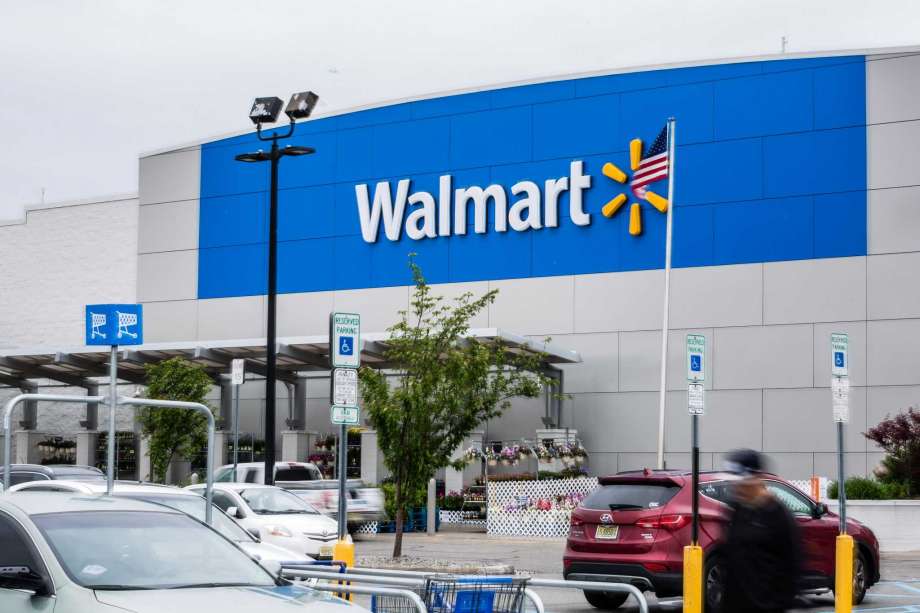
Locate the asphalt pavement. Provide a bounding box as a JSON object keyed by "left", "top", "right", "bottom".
{"left": 354, "top": 532, "right": 920, "bottom": 613}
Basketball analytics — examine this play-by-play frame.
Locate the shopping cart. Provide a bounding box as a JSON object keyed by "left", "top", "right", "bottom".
{"left": 116, "top": 310, "right": 138, "bottom": 339}
{"left": 372, "top": 575, "right": 528, "bottom": 613}
{"left": 90, "top": 312, "right": 107, "bottom": 340}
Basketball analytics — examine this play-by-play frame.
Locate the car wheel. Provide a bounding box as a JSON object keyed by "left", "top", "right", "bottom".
{"left": 853, "top": 549, "right": 868, "bottom": 605}
{"left": 704, "top": 556, "right": 726, "bottom": 613}
{"left": 583, "top": 590, "right": 628, "bottom": 610}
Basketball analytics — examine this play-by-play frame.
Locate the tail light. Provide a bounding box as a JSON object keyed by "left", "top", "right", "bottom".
{"left": 636, "top": 514, "right": 691, "bottom": 531}
{"left": 569, "top": 515, "right": 586, "bottom": 538}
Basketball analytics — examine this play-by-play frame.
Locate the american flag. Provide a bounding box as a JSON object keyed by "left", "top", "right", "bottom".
{"left": 630, "top": 125, "right": 670, "bottom": 198}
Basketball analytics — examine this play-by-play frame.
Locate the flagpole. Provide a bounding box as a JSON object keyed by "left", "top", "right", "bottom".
{"left": 656, "top": 117, "right": 676, "bottom": 470}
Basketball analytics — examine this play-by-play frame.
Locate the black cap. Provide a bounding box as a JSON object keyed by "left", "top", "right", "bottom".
{"left": 723, "top": 448, "right": 764, "bottom": 476}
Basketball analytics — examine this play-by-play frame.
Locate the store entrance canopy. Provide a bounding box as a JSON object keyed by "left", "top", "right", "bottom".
{"left": 0, "top": 328, "right": 581, "bottom": 388}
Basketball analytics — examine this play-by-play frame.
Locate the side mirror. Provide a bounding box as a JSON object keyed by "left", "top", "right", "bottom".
{"left": 812, "top": 503, "right": 829, "bottom": 519}
{"left": 247, "top": 526, "right": 261, "bottom": 540}
{"left": 227, "top": 506, "right": 243, "bottom": 519}
{"left": 0, "top": 566, "right": 50, "bottom": 596}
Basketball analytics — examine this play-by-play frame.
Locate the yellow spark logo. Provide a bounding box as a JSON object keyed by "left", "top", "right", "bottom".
{"left": 601, "top": 138, "right": 669, "bottom": 236}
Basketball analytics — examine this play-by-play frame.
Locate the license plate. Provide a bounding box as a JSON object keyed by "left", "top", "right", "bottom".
{"left": 319, "top": 545, "right": 334, "bottom": 557}
{"left": 595, "top": 525, "right": 619, "bottom": 540}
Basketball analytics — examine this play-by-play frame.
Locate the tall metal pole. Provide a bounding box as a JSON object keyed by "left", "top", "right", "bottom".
{"left": 107, "top": 345, "right": 118, "bottom": 495}
{"left": 691, "top": 414, "right": 700, "bottom": 544}
{"left": 233, "top": 382, "right": 240, "bottom": 479}
{"left": 656, "top": 118, "right": 677, "bottom": 470}
{"left": 264, "top": 136, "right": 279, "bottom": 486}
{"left": 837, "top": 421, "right": 847, "bottom": 532}
{"left": 337, "top": 423, "right": 348, "bottom": 538}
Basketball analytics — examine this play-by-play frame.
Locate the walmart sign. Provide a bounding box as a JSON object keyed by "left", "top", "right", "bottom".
{"left": 356, "top": 161, "right": 592, "bottom": 242}
{"left": 198, "top": 55, "right": 868, "bottom": 299}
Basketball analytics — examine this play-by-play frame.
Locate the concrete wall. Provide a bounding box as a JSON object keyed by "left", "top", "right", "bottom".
{"left": 122, "top": 53, "right": 920, "bottom": 480}
{"left": 0, "top": 195, "right": 138, "bottom": 434}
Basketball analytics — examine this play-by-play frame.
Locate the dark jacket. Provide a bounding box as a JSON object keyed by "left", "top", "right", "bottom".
{"left": 723, "top": 493, "right": 802, "bottom": 612}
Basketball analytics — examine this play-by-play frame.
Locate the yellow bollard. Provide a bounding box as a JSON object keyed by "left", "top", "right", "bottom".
{"left": 683, "top": 544, "right": 703, "bottom": 613}
{"left": 333, "top": 534, "right": 355, "bottom": 601}
{"left": 835, "top": 534, "right": 854, "bottom": 613}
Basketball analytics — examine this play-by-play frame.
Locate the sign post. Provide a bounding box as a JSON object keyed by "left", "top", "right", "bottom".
{"left": 684, "top": 334, "right": 705, "bottom": 613}
{"left": 85, "top": 304, "right": 143, "bottom": 495}
{"left": 330, "top": 312, "right": 360, "bottom": 574}
{"left": 231, "top": 359, "right": 245, "bottom": 480}
{"left": 831, "top": 332, "right": 853, "bottom": 613}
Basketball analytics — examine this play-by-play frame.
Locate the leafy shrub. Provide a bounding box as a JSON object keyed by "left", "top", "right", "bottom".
{"left": 381, "top": 481, "right": 427, "bottom": 519}
{"left": 828, "top": 476, "right": 889, "bottom": 500}
{"left": 438, "top": 490, "right": 464, "bottom": 511}
{"left": 864, "top": 408, "right": 920, "bottom": 495}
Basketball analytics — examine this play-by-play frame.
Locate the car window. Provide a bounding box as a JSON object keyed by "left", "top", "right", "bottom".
{"left": 275, "top": 466, "right": 321, "bottom": 481}
{"left": 18, "top": 484, "right": 74, "bottom": 492}
{"left": 0, "top": 514, "right": 40, "bottom": 571}
{"left": 765, "top": 481, "right": 814, "bottom": 516}
{"left": 9, "top": 472, "right": 49, "bottom": 486}
{"left": 240, "top": 488, "right": 319, "bottom": 515}
{"left": 582, "top": 483, "right": 680, "bottom": 510}
{"left": 115, "top": 494, "right": 254, "bottom": 543}
{"left": 243, "top": 469, "right": 260, "bottom": 484}
{"left": 699, "top": 481, "right": 733, "bottom": 504}
{"left": 215, "top": 467, "right": 235, "bottom": 482}
{"left": 210, "top": 491, "right": 238, "bottom": 513}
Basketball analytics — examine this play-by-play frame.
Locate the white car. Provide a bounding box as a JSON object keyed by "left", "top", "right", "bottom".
{"left": 187, "top": 483, "right": 340, "bottom": 560}
{"left": 7, "top": 480, "right": 310, "bottom": 565}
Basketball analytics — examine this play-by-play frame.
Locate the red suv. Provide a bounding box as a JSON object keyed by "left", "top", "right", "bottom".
{"left": 563, "top": 470, "right": 880, "bottom": 611}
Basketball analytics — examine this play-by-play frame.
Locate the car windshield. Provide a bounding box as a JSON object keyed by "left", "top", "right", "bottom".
{"left": 115, "top": 494, "right": 254, "bottom": 542}
{"left": 582, "top": 483, "right": 681, "bottom": 510}
{"left": 240, "top": 488, "right": 319, "bottom": 515}
{"left": 33, "top": 511, "right": 275, "bottom": 590}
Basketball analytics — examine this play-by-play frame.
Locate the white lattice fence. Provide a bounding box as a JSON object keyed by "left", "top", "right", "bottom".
{"left": 790, "top": 477, "right": 830, "bottom": 502}
{"left": 487, "top": 478, "right": 599, "bottom": 538}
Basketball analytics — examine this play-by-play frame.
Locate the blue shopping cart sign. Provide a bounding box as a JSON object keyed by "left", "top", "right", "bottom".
{"left": 85, "top": 304, "right": 143, "bottom": 346}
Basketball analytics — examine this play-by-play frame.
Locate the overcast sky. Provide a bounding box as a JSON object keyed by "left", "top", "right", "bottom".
{"left": 1, "top": 0, "right": 918, "bottom": 220}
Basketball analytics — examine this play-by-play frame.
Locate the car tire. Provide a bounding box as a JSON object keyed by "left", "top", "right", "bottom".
{"left": 853, "top": 548, "right": 869, "bottom": 605}
{"left": 704, "top": 555, "right": 727, "bottom": 613}
{"left": 583, "top": 590, "right": 628, "bottom": 610}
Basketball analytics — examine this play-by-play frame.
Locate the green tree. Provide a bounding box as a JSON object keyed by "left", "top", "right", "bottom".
{"left": 137, "top": 357, "right": 215, "bottom": 483}
{"left": 359, "top": 260, "right": 554, "bottom": 557}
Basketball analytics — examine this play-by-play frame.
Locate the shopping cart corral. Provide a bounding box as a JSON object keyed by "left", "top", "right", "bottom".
{"left": 280, "top": 565, "right": 648, "bottom": 613}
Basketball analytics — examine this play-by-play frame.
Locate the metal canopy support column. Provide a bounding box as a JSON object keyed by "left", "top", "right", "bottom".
{"left": 20, "top": 382, "right": 38, "bottom": 430}
{"left": 83, "top": 384, "right": 99, "bottom": 430}
{"left": 219, "top": 375, "right": 233, "bottom": 431}
{"left": 291, "top": 376, "right": 307, "bottom": 430}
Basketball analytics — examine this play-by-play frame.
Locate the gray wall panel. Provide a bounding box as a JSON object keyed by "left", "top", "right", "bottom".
{"left": 142, "top": 300, "right": 198, "bottom": 343}
{"left": 867, "top": 53, "right": 920, "bottom": 125}
{"left": 617, "top": 453, "right": 659, "bottom": 472}
{"left": 763, "top": 387, "right": 867, "bottom": 453}
{"left": 813, "top": 322, "right": 867, "bottom": 387}
{"left": 813, "top": 452, "right": 868, "bottom": 481}
{"left": 866, "top": 385, "right": 920, "bottom": 447}
{"left": 587, "top": 452, "right": 618, "bottom": 476}
{"left": 138, "top": 200, "right": 199, "bottom": 254}
{"left": 278, "top": 291, "right": 335, "bottom": 337}
{"left": 570, "top": 392, "right": 658, "bottom": 453}
{"left": 197, "top": 296, "right": 265, "bottom": 340}
{"left": 713, "top": 325, "right": 813, "bottom": 390}
{"left": 868, "top": 253, "right": 920, "bottom": 319}
{"left": 667, "top": 389, "right": 763, "bottom": 453}
{"left": 867, "top": 319, "right": 920, "bottom": 386}
{"left": 137, "top": 250, "right": 198, "bottom": 302}
{"left": 868, "top": 120, "right": 920, "bottom": 190}
{"left": 552, "top": 332, "right": 619, "bottom": 394}
{"left": 618, "top": 331, "right": 660, "bottom": 392}
{"left": 139, "top": 148, "right": 201, "bottom": 205}
{"left": 764, "top": 258, "right": 866, "bottom": 325}
{"left": 334, "top": 287, "right": 409, "bottom": 333}
{"left": 869, "top": 187, "right": 920, "bottom": 255}
{"left": 766, "top": 453, "right": 815, "bottom": 480}
{"left": 670, "top": 264, "right": 763, "bottom": 329}
{"left": 573, "top": 270, "right": 663, "bottom": 333}
{"left": 491, "top": 276, "right": 574, "bottom": 335}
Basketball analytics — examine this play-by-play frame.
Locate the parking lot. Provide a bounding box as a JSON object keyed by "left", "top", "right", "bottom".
{"left": 358, "top": 533, "right": 920, "bottom": 613}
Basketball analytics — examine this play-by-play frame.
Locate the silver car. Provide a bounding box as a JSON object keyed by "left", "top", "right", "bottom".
{"left": 0, "top": 492, "right": 368, "bottom": 612}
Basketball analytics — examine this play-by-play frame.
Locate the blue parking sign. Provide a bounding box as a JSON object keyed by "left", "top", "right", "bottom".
{"left": 339, "top": 335, "right": 354, "bottom": 356}
{"left": 834, "top": 351, "right": 845, "bottom": 368}
{"left": 85, "top": 304, "right": 143, "bottom": 346}
{"left": 690, "top": 355, "right": 701, "bottom": 372}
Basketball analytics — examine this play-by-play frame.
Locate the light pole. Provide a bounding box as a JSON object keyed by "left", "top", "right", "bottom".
{"left": 236, "top": 92, "right": 318, "bottom": 486}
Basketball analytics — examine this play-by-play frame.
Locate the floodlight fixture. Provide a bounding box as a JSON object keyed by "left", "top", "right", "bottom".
{"left": 285, "top": 91, "right": 319, "bottom": 120}
{"left": 249, "top": 96, "right": 284, "bottom": 125}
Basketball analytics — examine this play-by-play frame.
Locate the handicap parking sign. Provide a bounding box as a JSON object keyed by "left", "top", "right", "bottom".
{"left": 339, "top": 335, "right": 354, "bottom": 356}
{"left": 834, "top": 351, "right": 845, "bottom": 368}
{"left": 690, "top": 355, "right": 701, "bottom": 372}
{"left": 85, "top": 304, "right": 143, "bottom": 346}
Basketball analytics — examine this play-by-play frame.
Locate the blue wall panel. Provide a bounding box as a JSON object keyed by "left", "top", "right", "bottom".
{"left": 197, "top": 55, "right": 868, "bottom": 299}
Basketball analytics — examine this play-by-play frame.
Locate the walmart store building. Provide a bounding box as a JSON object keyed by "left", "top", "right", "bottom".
{"left": 4, "top": 51, "right": 920, "bottom": 482}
